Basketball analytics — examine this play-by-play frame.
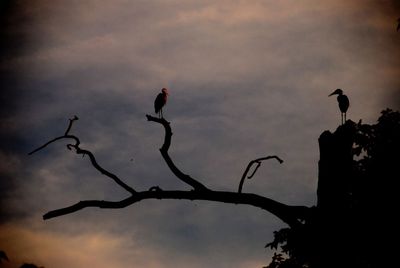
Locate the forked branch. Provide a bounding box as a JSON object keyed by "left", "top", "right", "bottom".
{"left": 31, "top": 115, "right": 309, "bottom": 228}
{"left": 238, "top": 156, "right": 284, "bottom": 193}
{"left": 146, "top": 115, "right": 209, "bottom": 191}
{"left": 29, "top": 116, "right": 136, "bottom": 194}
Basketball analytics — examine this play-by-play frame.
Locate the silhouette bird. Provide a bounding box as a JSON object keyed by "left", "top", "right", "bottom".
{"left": 329, "top": 88, "right": 349, "bottom": 125}
{"left": 154, "top": 88, "right": 168, "bottom": 118}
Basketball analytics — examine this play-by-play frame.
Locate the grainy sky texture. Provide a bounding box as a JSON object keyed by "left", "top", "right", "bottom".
{"left": 1, "top": 1, "right": 399, "bottom": 267}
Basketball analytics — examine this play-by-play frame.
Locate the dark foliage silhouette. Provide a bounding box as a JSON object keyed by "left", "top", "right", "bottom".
{"left": 264, "top": 109, "right": 399, "bottom": 268}
{"left": 29, "top": 105, "right": 398, "bottom": 267}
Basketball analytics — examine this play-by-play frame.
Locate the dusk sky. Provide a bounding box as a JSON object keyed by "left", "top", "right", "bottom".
{"left": 1, "top": 1, "right": 399, "bottom": 267}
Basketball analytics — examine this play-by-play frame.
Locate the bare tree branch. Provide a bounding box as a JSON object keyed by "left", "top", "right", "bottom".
{"left": 64, "top": 115, "right": 79, "bottom": 135}
{"left": 29, "top": 116, "right": 136, "bottom": 194}
{"left": 66, "top": 143, "right": 136, "bottom": 194}
{"left": 238, "top": 156, "right": 283, "bottom": 193}
{"left": 28, "top": 116, "right": 79, "bottom": 155}
{"left": 146, "top": 115, "right": 209, "bottom": 191}
{"left": 43, "top": 198, "right": 134, "bottom": 220}
{"left": 43, "top": 189, "right": 308, "bottom": 227}
{"left": 32, "top": 115, "right": 309, "bottom": 229}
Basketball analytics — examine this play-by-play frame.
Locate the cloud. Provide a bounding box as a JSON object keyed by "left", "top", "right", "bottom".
{"left": 1, "top": 0, "right": 399, "bottom": 267}
{"left": 0, "top": 223, "right": 164, "bottom": 268}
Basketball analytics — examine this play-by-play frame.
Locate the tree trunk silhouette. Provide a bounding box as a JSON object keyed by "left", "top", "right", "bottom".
{"left": 282, "top": 115, "right": 397, "bottom": 268}
{"left": 313, "top": 122, "right": 358, "bottom": 268}
{"left": 317, "top": 122, "right": 355, "bottom": 211}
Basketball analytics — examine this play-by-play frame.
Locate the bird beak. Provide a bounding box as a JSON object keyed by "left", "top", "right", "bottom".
{"left": 328, "top": 91, "right": 335, "bottom": 97}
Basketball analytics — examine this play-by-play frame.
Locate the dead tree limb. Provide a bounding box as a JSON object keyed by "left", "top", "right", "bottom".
{"left": 238, "top": 156, "right": 284, "bottom": 193}
{"left": 30, "top": 115, "right": 309, "bottom": 228}
{"left": 43, "top": 190, "right": 308, "bottom": 228}
{"left": 146, "top": 115, "right": 209, "bottom": 191}
{"left": 29, "top": 116, "right": 136, "bottom": 194}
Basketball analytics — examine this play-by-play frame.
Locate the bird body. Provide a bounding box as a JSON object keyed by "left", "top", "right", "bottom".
{"left": 154, "top": 88, "right": 168, "bottom": 118}
{"left": 329, "top": 88, "right": 349, "bottom": 125}
{"left": 337, "top": 94, "right": 349, "bottom": 114}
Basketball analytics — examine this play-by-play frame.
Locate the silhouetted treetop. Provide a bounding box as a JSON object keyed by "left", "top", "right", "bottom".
{"left": 265, "top": 109, "right": 399, "bottom": 268}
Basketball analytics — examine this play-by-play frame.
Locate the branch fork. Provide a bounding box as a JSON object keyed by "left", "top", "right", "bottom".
{"left": 30, "top": 115, "right": 307, "bottom": 227}
{"left": 238, "top": 156, "right": 284, "bottom": 193}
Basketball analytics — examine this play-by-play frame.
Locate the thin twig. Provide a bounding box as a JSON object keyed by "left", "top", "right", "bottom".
{"left": 29, "top": 116, "right": 136, "bottom": 194}
{"left": 64, "top": 115, "right": 79, "bottom": 135}
{"left": 238, "top": 156, "right": 283, "bottom": 193}
{"left": 29, "top": 136, "right": 71, "bottom": 155}
{"left": 29, "top": 116, "right": 80, "bottom": 155}
{"left": 67, "top": 143, "right": 136, "bottom": 194}
{"left": 247, "top": 162, "right": 262, "bottom": 179}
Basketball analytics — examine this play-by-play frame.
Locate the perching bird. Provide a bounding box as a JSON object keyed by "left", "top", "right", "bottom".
{"left": 154, "top": 88, "right": 168, "bottom": 118}
{"left": 329, "top": 88, "right": 349, "bottom": 125}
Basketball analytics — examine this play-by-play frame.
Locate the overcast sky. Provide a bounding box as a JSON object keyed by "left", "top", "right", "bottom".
{"left": 1, "top": 1, "right": 399, "bottom": 267}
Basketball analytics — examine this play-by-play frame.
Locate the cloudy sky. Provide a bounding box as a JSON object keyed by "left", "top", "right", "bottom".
{"left": 1, "top": 1, "right": 399, "bottom": 267}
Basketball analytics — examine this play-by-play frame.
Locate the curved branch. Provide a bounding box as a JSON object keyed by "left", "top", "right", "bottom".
{"left": 28, "top": 136, "right": 71, "bottom": 155}
{"left": 146, "top": 115, "right": 209, "bottom": 191}
{"left": 238, "top": 156, "right": 283, "bottom": 193}
{"left": 247, "top": 162, "right": 262, "bottom": 179}
{"left": 43, "top": 198, "right": 134, "bottom": 220}
{"left": 29, "top": 116, "right": 80, "bottom": 155}
{"left": 68, "top": 143, "right": 136, "bottom": 194}
{"left": 43, "top": 190, "right": 309, "bottom": 228}
{"left": 64, "top": 115, "right": 79, "bottom": 135}
{"left": 29, "top": 117, "right": 136, "bottom": 194}
{"left": 34, "top": 116, "right": 308, "bottom": 230}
